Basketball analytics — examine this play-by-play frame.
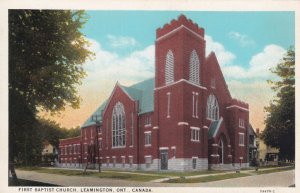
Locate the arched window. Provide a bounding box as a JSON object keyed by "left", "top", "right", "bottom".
{"left": 165, "top": 50, "right": 174, "bottom": 84}
{"left": 206, "top": 94, "right": 219, "bottom": 120}
{"left": 112, "top": 102, "right": 126, "bottom": 147}
{"left": 189, "top": 50, "right": 200, "bottom": 84}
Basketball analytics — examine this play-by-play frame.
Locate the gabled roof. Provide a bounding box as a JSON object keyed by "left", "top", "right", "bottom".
{"left": 81, "top": 100, "right": 108, "bottom": 128}
{"left": 81, "top": 78, "right": 155, "bottom": 128}
{"left": 248, "top": 124, "right": 257, "bottom": 137}
{"left": 121, "top": 78, "right": 155, "bottom": 114}
{"left": 208, "top": 117, "right": 223, "bottom": 139}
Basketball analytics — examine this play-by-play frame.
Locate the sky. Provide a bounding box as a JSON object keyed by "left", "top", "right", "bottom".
{"left": 44, "top": 11, "right": 295, "bottom": 132}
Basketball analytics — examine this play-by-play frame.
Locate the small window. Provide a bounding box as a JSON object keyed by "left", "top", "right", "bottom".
{"left": 191, "top": 127, "right": 200, "bottom": 142}
{"left": 167, "top": 92, "right": 171, "bottom": 118}
{"left": 192, "top": 92, "right": 199, "bottom": 118}
{"left": 145, "top": 156, "right": 152, "bottom": 168}
{"left": 239, "top": 118, "right": 245, "bottom": 128}
{"left": 211, "top": 78, "right": 216, "bottom": 88}
{"left": 192, "top": 158, "right": 197, "bottom": 169}
{"left": 145, "top": 116, "right": 151, "bottom": 126}
{"left": 129, "top": 157, "right": 133, "bottom": 168}
{"left": 122, "top": 157, "right": 126, "bottom": 168}
{"left": 84, "top": 144, "right": 88, "bottom": 153}
{"left": 145, "top": 132, "right": 152, "bottom": 146}
{"left": 99, "top": 139, "right": 103, "bottom": 150}
{"left": 113, "top": 157, "right": 116, "bottom": 167}
{"left": 239, "top": 133, "right": 245, "bottom": 146}
{"left": 106, "top": 158, "right": 110, "bottom": 167}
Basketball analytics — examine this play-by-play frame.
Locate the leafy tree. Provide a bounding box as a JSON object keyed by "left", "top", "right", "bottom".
{"left": 263, "top": 47, "right": 295, "bottom": 161}
{"left": 39, "top": 118, "right": 81, "bottom": 148}
{"left": 9, "top": 10, "right": 93, "bottom": 165}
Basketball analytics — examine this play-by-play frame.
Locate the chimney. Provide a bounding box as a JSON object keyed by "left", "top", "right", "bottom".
{"left": 256, "top": 128, "right": 260, "bottom": 135}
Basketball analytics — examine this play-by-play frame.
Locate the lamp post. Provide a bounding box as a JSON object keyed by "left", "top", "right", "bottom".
{"left": 91, "top": 115, "right": 102, "bottom": 173}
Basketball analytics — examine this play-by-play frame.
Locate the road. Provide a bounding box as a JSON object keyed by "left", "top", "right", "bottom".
{"left": 15, "top": 169, "right": 295, "bottom": 187}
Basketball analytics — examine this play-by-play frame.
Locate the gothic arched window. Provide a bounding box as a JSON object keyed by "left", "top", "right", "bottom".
{"left": 112, "top": 102, "right": 126, "bottom": 147}
{"left": 165, "top": 50, "right": 174, "bottom": 85}
{"left": 206, "top": 94, "right": 219, "bottom": 120}
{"left": 189, "top": 50, "right": 200, "bottom": 84}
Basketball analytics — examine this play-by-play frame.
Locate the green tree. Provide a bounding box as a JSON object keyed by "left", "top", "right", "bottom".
{"left": 9, "top": 10, "right": 93, "bottom": 165}
{"left": 263, "top": 47, "right": 295, "bottom": 161}
{"left": 39, "top": 118, "right": 81, "bottom": 148}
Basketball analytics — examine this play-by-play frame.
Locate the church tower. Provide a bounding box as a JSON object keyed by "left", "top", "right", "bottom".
{"left": 155, "top": 14, "right": 206, "bottom": 87}
{"left": 153, "top": 15, "right": 209, "bottom": 171}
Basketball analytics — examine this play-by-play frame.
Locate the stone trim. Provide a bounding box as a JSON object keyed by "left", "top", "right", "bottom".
{"left": 159, "top": 147, "right": 169, "bottom": 150}
{"left": 156, "top": 25, "right": 204, "bottom": 42}
{"left": 190, "top": 126, "right": 200, "bottom": 130}
{"left": 155, "top": 79, "right": 207, "bottom": 91}
{"left": 178, "top": 122, "right": 189, "bottom": 126}
{"left": 226, "top": 105, "right": 249, "bottom": 112}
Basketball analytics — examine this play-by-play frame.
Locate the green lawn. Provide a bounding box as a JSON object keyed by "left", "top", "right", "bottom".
{"left": 132, "top": 169, "right": 226, "bottom": 177}
{"left": 164, "top": 173, "right": 250, "bottom": 183}
{"left": 17, "top": 167, "right": 166, "bottom": 182}
{"left": 16, "top": 166, "right": 294, "bottom": 183}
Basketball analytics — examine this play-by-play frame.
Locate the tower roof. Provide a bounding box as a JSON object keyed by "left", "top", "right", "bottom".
{"left": 156, "top": 14, "right": 204, "bottom": 39}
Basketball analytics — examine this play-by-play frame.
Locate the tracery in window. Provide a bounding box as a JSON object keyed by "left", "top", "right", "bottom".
{"left": 165, "top": 50, "right": 174, "bottom": 84}
{"left": 189, "top": 50, "right": 200, "bottom": 84}
{"left": 206, "top": 94, "right": 219, "bottom": 120}
{"left": 112, "top": 102, "right": 126, "bottom": 147}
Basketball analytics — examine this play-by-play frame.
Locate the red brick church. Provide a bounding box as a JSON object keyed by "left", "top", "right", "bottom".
{"left": 59, "top": 15, "right": 250, "bottom": 171}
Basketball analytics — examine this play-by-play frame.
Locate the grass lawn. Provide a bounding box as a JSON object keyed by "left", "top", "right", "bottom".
{"left": 253, "top": 166, "right": 295, "bottom": 175}
{"left": 16, "top": 165, "right": 294, "bottom": 183}
{"left": 164, "top": 173, "right": 250, "bottom": 183}
{"left": 17, "top": 167, "right": 166, "bottom": 182}
{"left": 132, "top": 169, "right": 226, "bottom": 177}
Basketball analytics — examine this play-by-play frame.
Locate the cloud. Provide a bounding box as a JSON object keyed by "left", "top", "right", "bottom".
{"left": 223, "top": 44, "right": 286, "bottom": 79}
{"left": 205, "top": 35, "right": 236, "bottom": 66}
{"left": 84, "top": 38, "right": 154, "bottom": 89}
{"left": 229, "top": 31, "right": 256, "bottom": 47}
{"left": 227, "top": 79, "right": 275, "bottom": 130}
{"left": 106, "top": 35, "right": 138, "bottom": 49}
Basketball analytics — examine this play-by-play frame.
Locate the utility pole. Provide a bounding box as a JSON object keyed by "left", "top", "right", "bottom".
{"left": 92, "top": 115, "right": 102, "bottom": 173}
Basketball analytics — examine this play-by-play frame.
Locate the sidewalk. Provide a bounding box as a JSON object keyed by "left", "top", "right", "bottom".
{"left": 151, "top": 166, "right": 293, "bottom": 182}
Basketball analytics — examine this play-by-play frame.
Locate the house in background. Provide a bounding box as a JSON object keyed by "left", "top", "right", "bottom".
{"left": 41, "top": 140, "right": 58, "bottom": 166}
{"left": 248, "top": 125, "right": 258, "bottom": 166}
{"left": 59, "top": 14, "right": 251, "bottom": 171}
{"left": 256, "top": 128, "right": 279, "bottom": 166}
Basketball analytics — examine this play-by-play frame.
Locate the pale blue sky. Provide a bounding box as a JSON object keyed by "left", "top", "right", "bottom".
{"left": 81, "top": 11, "right": 294, "bottom": 69}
